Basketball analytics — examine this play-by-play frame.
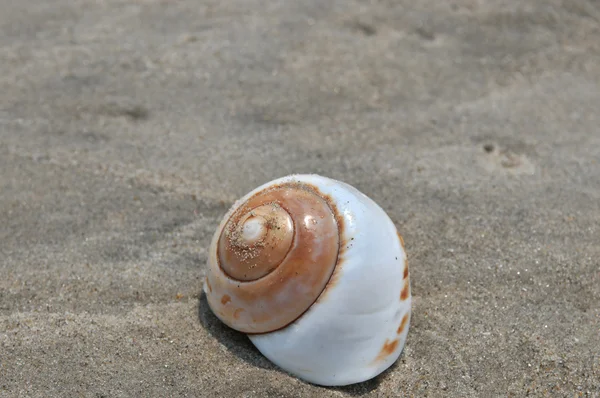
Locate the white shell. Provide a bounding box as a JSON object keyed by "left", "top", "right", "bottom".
{"left": 204, "top": 174, "right": 411, "bottom": 386}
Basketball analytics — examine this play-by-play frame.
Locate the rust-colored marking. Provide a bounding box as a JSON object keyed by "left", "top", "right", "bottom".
{"left": 314, "top": 191, "right": 346, "bottom": 304}
{"left": 397, "top": 313, "right": 409, "bottom": 334}
{"left": 315, "top": 253, "right": 344, "bottom": 304}
{"left": 205, "top": 277, "right": 212, "bottom": 293}
{"left": 221, "top": 294, "right": 231, "bottom": 305}
{"left": 398, "top": 230, "right": 409, "bottom": 280}
{"left": 400, "top": 282, "right": 410, "bottom": 301}
{"left": 233, "top": 308, "right": 244, "bottom": 319}
{"left": 373, "top": 339, "right": 399, "bottom": 363}
{"left": 397, "top": 231, "right": 405, "bottom": 251}
{"left": 175, "top": 293, "right": 184, "bottom": 300}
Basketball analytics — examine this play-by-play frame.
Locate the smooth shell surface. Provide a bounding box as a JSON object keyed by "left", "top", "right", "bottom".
{"left": 205, "top": 179, "right": 341, "bottom": 334}
{"left": 204, "top": 174, "right": 411, "bottom": 386}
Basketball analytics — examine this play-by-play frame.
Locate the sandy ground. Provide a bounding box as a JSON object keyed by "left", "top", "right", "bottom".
{"left": 1, "top": 0, "right": 600, "bottom": 396}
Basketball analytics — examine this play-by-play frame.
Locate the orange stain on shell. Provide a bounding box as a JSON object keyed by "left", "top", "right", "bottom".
{"left": 315, "top": 252, "right": 344, "bottom": 304}
{"left": 221, "top": 295, "right": 231, "bottom": 305}
{"left": 233, "top": 308, "right": 244, "bottom": 319}
{"left": 205, "top": 277, "right": 212, "bottom": 293}
{"left": 314, "top": 192, "right": 346, "bottom": 304}
{"left": 397, "top": 231, "right": 405, "bottom": 251}
{"left": 373, "top": 339, "right": 400, "bottom": 363}
{"left": 397, "top": 313, "right": 409, "bottom": 334}
{"left": 400, "top": 282, "right": 410, "bottom": 301}
{"left": 397, "top": 230, "right": 409, "bottom": 280}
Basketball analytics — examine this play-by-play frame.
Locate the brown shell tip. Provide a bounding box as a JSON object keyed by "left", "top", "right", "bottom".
{"left": 208, "top": 181, "right": 343, "bottom": 333}
{"left": 219, "top": 203, "right": 295, "bottom": 281}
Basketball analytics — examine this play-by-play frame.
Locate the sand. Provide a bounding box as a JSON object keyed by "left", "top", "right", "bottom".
{"left": 1, "top": 0, "right": 599, "bottom": 396}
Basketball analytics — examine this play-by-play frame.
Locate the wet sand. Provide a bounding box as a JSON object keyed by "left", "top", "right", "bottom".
{"left": 1, "top": 0, "right": 599, "bottom": 396}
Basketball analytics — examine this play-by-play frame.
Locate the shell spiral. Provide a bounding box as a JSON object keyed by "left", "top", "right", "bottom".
{"left": 204, "top": 174, "right": 411, "bottom": 387}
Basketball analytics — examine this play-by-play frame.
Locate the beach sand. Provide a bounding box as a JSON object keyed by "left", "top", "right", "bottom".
{"left": 1, "top": 0, "right": 599, "bottom": 396}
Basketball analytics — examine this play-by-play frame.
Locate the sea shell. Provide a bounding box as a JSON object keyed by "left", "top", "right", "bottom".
{"left": 204, "top": 174, "right": 411, "bottom": 386}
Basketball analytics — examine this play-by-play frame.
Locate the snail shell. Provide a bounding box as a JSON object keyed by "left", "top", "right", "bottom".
{"left": 204, "top": 174, "right": 411, "bottom": 386}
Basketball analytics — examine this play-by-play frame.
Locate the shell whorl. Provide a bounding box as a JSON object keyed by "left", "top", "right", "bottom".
{"left": 205, "top": 181, "right": 342, "bottom": 334}
{"left": 218, "top": 203, "right": 295, "bottom": 281}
